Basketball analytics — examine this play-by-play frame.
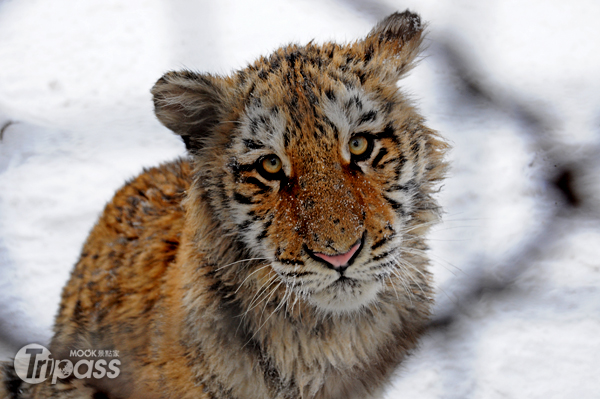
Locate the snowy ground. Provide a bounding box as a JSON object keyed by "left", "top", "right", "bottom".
{"left": 1, "top": 0, "right": 599, "bottom": 398}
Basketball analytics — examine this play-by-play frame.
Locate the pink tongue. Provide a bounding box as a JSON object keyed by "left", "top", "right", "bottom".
{"left": 314, "top": 242, "right": 361, "bottom": 267}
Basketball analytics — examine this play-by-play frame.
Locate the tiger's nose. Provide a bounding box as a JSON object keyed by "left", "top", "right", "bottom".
{"left": 307, "top": 238, "right": 363, "bottom": 274}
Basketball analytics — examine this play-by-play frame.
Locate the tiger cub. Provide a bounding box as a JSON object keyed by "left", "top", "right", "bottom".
{"left": 2, "top": 10, "right": 447, "bottom": 399}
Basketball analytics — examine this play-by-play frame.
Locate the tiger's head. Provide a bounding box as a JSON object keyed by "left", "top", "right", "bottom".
{"left": 152, "top": 11, "right": 447, "bottom": 315}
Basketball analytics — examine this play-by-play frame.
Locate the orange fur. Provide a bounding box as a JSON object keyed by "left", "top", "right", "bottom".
{"left": 3, "top": 11, "right": 448, "bottom": 399}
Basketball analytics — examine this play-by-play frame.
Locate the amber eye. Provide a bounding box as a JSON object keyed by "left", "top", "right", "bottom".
{"left": 261, "top": 155, "right": 283, "bottom": 175}
{"left": 349, "top": 136, "right": 368, "bottom": 156}
{"left": 348, "top": 135, "right": 374, "bottom": 163}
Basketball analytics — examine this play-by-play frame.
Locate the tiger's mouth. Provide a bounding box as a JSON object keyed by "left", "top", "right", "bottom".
{"left": 303, "top": 232, "right": 366, "bottom": 275}
{"left": 272, "top": 232, "right": 385, "bottom": 313}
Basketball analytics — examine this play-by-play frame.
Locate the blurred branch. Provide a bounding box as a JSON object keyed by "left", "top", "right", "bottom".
{"left": 0, "top": 121, "right": 14, "bottom": 141}
{"left": 426, "top": 40, "right": 599, "bottom": 330}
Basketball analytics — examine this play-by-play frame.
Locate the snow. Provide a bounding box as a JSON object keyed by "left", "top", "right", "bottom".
{"left": 1, "top": 0, "right": 599, "bottom": 397}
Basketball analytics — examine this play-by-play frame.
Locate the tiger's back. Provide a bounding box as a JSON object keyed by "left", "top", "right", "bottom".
{"left": 52, "top": 159, "right": 191, "bottom": 359}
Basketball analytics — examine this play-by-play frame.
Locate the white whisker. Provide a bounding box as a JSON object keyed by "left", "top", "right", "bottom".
{"left": 242, "top": 275, "right": 278, "bottom": 318}
{"left": 386, "top": 274, "right": 400, "bottom": 301}
{"left": 245, "top": 281, "right": 283, "bottom": 343}
{"left": 390, "top": 267, "right": 413, "bottom": 305}
{"left": 234, "top": 263, "right": 272, "bottom": 294}
{"left": 215, "top": 257, "right": 270, "bottom": 272}
{"left": 260, "top": 281, "right": 283, "bottom": 320}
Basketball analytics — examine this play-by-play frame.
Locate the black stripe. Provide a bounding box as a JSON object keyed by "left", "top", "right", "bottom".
{"left": 257, "top": 230, "right": 268, "bottom": 241}
{"left": 386, "top": 185, "right": 408, "bottom": 192}
{"left": 371, "top": 235, "right": 393, "bottom": 251}
{"left": 378, "top": 123, "right": 398, "bottom": 142}
{"left": 383, "top": 195, "right": 407, "bottom": 216}
{"left": 239, "top": 219, "right": 252, "bottom": 231}
{"left": 372, "top": 147, "right": 388, "bottom": 168}
{"left": 410, "top": 138, "right": 420, "bottom": 153}
{"left": 228, "top": 158, "right": 254, "bottom": 178}
{"left": 363, "top": 44, "right": 374, "bottom": 63}
{"left": 257, "top": 70, "right": 268, "bottom": 80}
{"left": 387, "top": 180, "right": 416, "bottom": 193}
{"left": 242, "top": 139, "right": 264, "bottom": 150}
{"left": 233, "top": 192, "right": 254, "bottom": 205}
{"left": 256, "top": 217, "right": 273, "bottom": 241}
{"left": 323, "top": 116, "right": 338, "bottom": 140}
{"left": 259, "top": 352, "right": 285, "bottom": 394}
{"left": 383, "top": 195, "right": 403, "bottom": 210}
{"left": 357, "top": 70, "right": 367, "bottom": 85}
{"left": 354, "top": 95, "right": 363, "bottom": 110}
{"left": 283, "top": 129, "right": 290, "bottom": 147}
{"left": 325, "top": 88, "right": 335, "bottom": 101}
{"left": 280, "top": 271, "right": 316, "bottom": 278}
{"left": 277, "top": 258, "right": 304, "bottom": 266}
{"left": 249, "top": 118, "right": 259, "bottom": 136}
{"left": 244, "top": 177, "right": 270, "bottom": 192}
{"left": 358, "top": 110, "right": 377, "bottom": 125}
{"left": 394, "top": 155, "right": 407, "bottom": 175}
{"left": 373, "top": 250, "right": 392, "bottom": 261}
{"left": 269, "top": 54, "right": 281, "bottom": 72}
{"left": 263, "top": 217, "right": 273, "bottom": 230}
{"left": 345, "top": 95, "right": 363, "bottom": 111}
{"left": 368, "top": 262, "right": 390, "bottom": 271}
{"left": 285, "top": 49, "right": 300, "bottom": 67}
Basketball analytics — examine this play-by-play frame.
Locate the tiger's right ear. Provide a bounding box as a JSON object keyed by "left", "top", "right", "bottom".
{"left": 151, "top": 71, "right": 232, "bottom": 152}
{"left": 357, "top": 11, "right": 425, "bottom": 80}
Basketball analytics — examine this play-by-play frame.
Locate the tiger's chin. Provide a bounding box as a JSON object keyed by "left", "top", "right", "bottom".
{"left": 306, "top": 278, "right": 382, "bottom": 314}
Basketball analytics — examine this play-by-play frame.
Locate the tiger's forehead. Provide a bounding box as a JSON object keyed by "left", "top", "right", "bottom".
{"left": 232, "top": 82, "right": 388, "bottom": 164}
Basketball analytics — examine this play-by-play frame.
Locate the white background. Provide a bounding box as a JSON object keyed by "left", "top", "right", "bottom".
{"left": 1, "top": 0, "right": 599, "bottom": 397}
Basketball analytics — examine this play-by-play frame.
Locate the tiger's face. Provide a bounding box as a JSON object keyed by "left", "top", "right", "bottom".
{"left": 152, "top": 12, "right": 447, "bottom": 314}
{"left": 225, "top": 81, "right": 416, "bottom": 313}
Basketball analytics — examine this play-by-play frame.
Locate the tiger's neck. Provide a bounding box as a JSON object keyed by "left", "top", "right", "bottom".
{"left": 164, "top": 183, "right": 422, "bottom": 398}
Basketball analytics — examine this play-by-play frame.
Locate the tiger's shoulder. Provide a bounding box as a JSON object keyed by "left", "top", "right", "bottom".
{"left": 52, "top": 159, "right": 193, "bottom": 354}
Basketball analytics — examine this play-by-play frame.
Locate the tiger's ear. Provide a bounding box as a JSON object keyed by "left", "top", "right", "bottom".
{"left": 359, "top": 10, "right": 425, "bottom": 79}
{"left": 151, "top": 71, "right": 232, "bottom": 152}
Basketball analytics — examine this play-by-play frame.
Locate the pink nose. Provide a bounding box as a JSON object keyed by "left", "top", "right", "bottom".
{"left": 313, "top": 241, "right": 362, "bottom": 268}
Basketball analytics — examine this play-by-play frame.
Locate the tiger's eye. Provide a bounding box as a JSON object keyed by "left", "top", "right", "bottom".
{"left": 262, "top": 155, "right": 282, "bottom": 174}
{"left": 349, "top": 136, "right": 368, "bottom": 156}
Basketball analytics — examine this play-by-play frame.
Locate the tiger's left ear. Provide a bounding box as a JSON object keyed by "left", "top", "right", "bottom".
{"left": 151, "top": 70, "right": 234, "bottom": 153}
{"left": 357, "top": 10, "right": 425, "bottom": 79}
